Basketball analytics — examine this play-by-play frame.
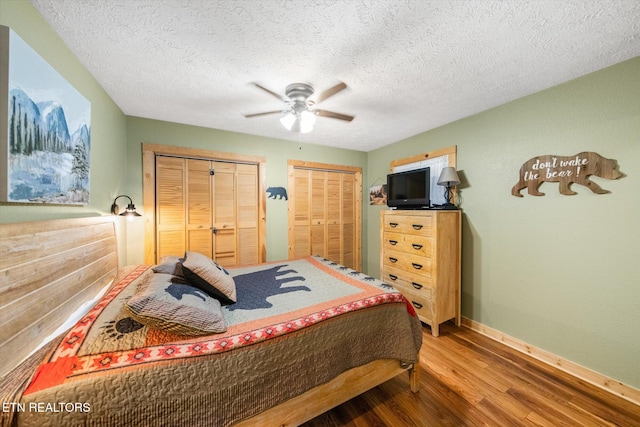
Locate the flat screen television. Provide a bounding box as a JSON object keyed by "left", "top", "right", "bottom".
{"left": 386, "top": 167, "right": 430, "bottom": 209}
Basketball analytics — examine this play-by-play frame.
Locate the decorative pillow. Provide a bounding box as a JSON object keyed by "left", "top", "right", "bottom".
{"left": 125, "top": 273, "right": 227, "bottom": 336}
{"left": 152, "top": 255, "right": 184, "bottom": 276}
{"left": 180, "top": 251, "right": 237, "bottom": 305}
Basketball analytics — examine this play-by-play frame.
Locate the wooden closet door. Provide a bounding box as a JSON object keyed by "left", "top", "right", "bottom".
{"left": 288, "top": 161, "right": 362, "bottom": 270}
{"left": 212, "top": 162, "right": 237, "bottom": 267}
{"left": 341, "top": 172, "right": 356, "bottom": 268}
{"left": 186, "top": 159, "right": 213, "bottom": 256}
{"left": 326, "top": 171, "right": 342, "bottom": 262}
{"left": 212, "top": 161, "right": 260, "bottom": 267}
{"left": 156, "top": 156, "right": 186, "bottom": 260}
{"left": 292, "top": 168, "right": 311, "bottom": 259}
{"left": 236, "top": 163, "right": 260, "bottom": 266}
{"left": 156, "top": 157, "right": 213, "bottom": 260}
{"left": 143, "top": 144, "right": 266, "bottom": 266}
{"left": 311, "top": 170, "right": 327, "bottom": 258}
{"left": 155, "top": 156, "right": 259, "bottom": 267}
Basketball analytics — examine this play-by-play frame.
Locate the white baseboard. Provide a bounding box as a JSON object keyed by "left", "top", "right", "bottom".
{"left": 461, "top": 317, "right": 640, "bottom": 406}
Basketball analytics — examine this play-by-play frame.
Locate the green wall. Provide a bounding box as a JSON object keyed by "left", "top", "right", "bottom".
{"left": 367, "top": 57, "right": 640, "bottom": 389}
{"left": 3, "top": 0, "right": 639, "bottom": 393}
{"left": 0, "top": 0, "right": 129, "bottom": 261}
{"left": 124, "top": 117, "right": 368, "bottom": 264}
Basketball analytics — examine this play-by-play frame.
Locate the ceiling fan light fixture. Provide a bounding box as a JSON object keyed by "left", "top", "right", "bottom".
{"left": 248, "top": 82, "right": 352, "bottom": 133}
{"left": 280, "top": 112, "right": 296, "bottom": 131}
{"left": 280, "top": 109, "right": 316, "bottom": 134}
{"left": 299, "top": 110, "right": 316, "bottom": 133}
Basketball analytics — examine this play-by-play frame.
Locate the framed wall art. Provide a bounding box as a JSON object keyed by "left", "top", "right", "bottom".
{"left": 0, "top": 26, "right": 91, "bottom": 205}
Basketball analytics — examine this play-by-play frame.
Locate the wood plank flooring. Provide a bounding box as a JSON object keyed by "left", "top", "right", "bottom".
{"left": 302, "top": 323, "right": 640, "bottom": 426}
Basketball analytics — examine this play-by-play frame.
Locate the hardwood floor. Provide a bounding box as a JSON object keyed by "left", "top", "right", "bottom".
{"left": 302, "top": 323, "right": 640, "bottom": 426}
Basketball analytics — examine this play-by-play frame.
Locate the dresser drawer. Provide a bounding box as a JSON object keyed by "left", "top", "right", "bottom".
{"left": 397, "top": 286, "right": 433, "bottom": 322}
{"left": 382, "top": 214, "right": 432, "bottom": 236}
{"left": 382, "top": 232, "right": 432, "bottom": 257}
{"left": 382, "top": 265, "right": 433, "bottom": 300}
{"left": 383, "top": 248, "right": 431, "bottom": 277}
{"left": 382, "top": 231, "right": 404, "bottom": 251}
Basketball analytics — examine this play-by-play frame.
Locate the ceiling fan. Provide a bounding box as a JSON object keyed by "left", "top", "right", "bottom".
{"left": 244, "top": 82, "right": 354, "bottom": 133}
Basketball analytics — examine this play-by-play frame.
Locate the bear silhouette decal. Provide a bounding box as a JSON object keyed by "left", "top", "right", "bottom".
{"left": 228, "top": 265, "right": 309, "bottom": 311}
{"left": 266, "top": 187, "right": 288, "bottom": 200}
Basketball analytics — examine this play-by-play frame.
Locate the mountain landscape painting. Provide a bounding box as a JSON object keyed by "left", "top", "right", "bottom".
{"left": 1, "top": 26, "right": 91, "bottom": 205}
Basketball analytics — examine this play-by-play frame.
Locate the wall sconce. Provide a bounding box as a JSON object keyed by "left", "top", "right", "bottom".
{"left": 437, "top": 167, "right": 460, "bottom": 210}
{"left": 111, "top": 195, "right": 141, "bottom": 218}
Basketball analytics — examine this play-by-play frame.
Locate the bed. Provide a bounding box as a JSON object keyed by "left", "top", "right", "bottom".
{"left": 0, "top": 217, "right": 422, "bottom": 427}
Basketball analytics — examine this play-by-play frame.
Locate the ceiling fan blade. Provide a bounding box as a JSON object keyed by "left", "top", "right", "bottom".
{"left": 250, "top": 83, "right": 288, "bottom": 102}
{"left": 316, "top": 109, "right": 354, "bottom": 122}
{"left": 315, "top": 82, "right": 347, "bottom": 104}
{"left": 244, "top": 110, "right": 283, "bottom": 118}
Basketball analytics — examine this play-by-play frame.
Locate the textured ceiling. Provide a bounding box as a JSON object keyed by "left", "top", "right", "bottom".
{"left": 31, "top": 0, "right": 640, "bottom": 152}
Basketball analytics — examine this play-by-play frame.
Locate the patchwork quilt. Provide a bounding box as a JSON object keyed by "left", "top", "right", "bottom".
{"left": 4, "top": 256, "right": 422, "bottom": 427}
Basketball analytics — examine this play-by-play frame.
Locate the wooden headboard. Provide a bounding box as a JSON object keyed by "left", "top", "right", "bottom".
{"left": 0, "top": 216, "right": 118, "bottom": 378}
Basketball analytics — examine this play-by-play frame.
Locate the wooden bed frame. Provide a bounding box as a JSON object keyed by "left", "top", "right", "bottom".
{"left": 0, "top": 216, "right": 419, "bottom": 426}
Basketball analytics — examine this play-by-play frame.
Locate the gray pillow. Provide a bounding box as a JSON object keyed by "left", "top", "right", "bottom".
{"left": 125, "top": 273, "right": 227, "bottom": 336}
{"left": 152, "top": 255, "right": 184, "bottom": 276}
{"left": 180, "top": 251, "right": 237, "bottom": 305}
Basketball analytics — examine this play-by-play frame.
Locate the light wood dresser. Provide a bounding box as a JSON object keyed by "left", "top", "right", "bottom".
{"left": 380, "top": 210, "right": 461, "bottom": 337}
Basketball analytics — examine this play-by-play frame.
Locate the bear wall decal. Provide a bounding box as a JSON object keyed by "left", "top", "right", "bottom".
{"left": 266, "top": 186, "right": 288, "bottom": 200}
{"left": 511, "top": 152, "right": 622, "bottom": 197}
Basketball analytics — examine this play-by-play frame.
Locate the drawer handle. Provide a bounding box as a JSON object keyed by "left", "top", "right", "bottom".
{"left": 411, "top": 301, "right": 423, "bottom": 309}
{"left": 412, "top": 282, "right": 423, "bottom": 290}
{"left": 412, "top": 263, "right": 423, "bottom": 270}
{"left": 389, "top": 222, "right": 399, "bottom": 228}
{"left": 389, "top": 274, "right": 398, "bottom": 281}
{"left": 389, "top": 240, "right": 398, "bottom": 245}
{"left": 411, "top": 243, "right": 423, "bottom": 250}
{"left": 389, "top": 257, "right": 398, "bottom": 263}
{"left": 412, "top": 224, "right": 423, "bottom": 230}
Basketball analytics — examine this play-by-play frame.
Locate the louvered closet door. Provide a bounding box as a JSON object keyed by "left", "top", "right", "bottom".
{"left": 211, "top": 162, "right": 236, "bottom": 266}
{"left": 292, "top": 168, "right": 311, "bottom": 259}
{"left": 340, "top": 172, "right": 356, "bottom": 268}
{"left": 211, "top": 161, "right": 260, "bottom": 268}
{"left": 288, "top": 162, "right": 361, "bottom": 270}
{"left": 155, "top": 156, "right": 259, "bottom": 267}
{"left": 236, "top": 163, "right": 260, "bottom": 266}
{"left": 156, "top": 156, "right": 186, "bottom": 260}
{"left": 311, "top": 170, "right": 327, "bottom": 258}
{"left": 186, "top": 159, "right": 213, "bottom": 256}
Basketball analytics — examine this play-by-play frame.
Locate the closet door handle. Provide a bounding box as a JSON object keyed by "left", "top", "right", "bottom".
{"left": 412, "top": 282, "right": 423, "bottom": 290}
{"left": 389, "top": 257, "right": 398, "bottom": 263}
{"left": 389, "top": 222, "right": 399, "bottom": 228}
{"left": 411, "top": 301, "right": 423, "bottom": 309}
{"left": 389, "top": 240, "right": 398, "bottom": 246}
{"left": 389, "top": 274, "right": 398, "bottom": 281}
{"left": 411, "top": 243, "right": 423, "bottom": 250}
{"left": 412, "top": 224, "right": 423, "bottom": 230}
{"left": 411, "top": 263, "right": 423, "bottom": 270}
{"left": 211, "top": 227, "right": 217, "bottom": 234}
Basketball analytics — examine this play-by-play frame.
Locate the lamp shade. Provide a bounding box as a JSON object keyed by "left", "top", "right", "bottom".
{"left": 299, "top": 110, "right": 316, "bottom": 133}
{"left": 437, "top": 167, "right": 460, "bottom": 186}
{"left": 111, "top": 195, "right": 141, "bottom": 217}
{"left": 280, "top": 112, "right": 296, "bottom": 131}
{"left": 280, "top": 109, "right": 316, "bottom": 134}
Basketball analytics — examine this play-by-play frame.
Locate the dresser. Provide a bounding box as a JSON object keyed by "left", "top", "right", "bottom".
{"left": 380, "top": 210, "right": 461, "bottom": 337}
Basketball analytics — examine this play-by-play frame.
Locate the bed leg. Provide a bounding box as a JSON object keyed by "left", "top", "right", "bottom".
{"left": 409, "top": 363, "right": 420, "bottom": 393}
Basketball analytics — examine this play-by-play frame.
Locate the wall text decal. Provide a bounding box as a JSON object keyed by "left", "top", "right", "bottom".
{"left": 511, "top": 152, "right": 622, "bottom": 197}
